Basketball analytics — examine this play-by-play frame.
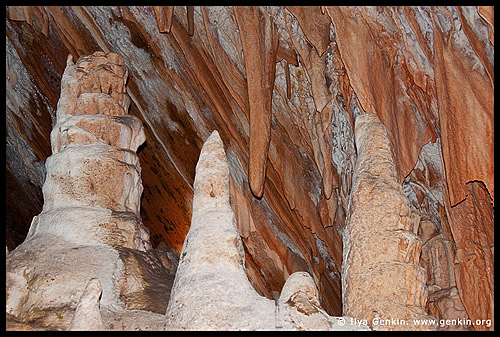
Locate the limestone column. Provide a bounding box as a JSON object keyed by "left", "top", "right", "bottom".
{"left": 33, "top": 51, "right": 149, "bottom": 250}
{"left": 6, "top": 52, "right": 174, "bottom": 329}
{"left": 342, "top": 112, "right": 435, "bottom": 330}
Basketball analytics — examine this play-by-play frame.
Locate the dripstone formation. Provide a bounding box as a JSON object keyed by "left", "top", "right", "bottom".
{"left": 165, "top": 130, "right": 367, "bottom": 331}
{"left": 6, "top": 7, "right": 494, "bottom": 331}
{"left": 6, "top": 50, "right": 466, "bottom": 331}
{"left": 6, "top": 52, "right": 177, "bottom": 330}
{"left": 342, "top": 112, "right": 434, "bottom": 330}
{"left": 6, "top": 51, "right": 367, "bottom": 331}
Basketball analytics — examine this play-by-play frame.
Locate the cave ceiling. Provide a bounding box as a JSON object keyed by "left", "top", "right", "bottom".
{"left": 5, "top": 6, "right": 494, "bottom": 319}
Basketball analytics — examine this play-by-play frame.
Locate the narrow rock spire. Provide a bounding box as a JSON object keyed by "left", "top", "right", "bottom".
{"left": 165, "top": 130, "right": 276, "bottom": 330}
{"left": 69, "top": 278, "right": 105, "bottom": 331}
{"left": 165, "top": 130, "right": 368, "bottom": 331}
{"left": 342, "top": 112, "right": 434, "bottom": 330}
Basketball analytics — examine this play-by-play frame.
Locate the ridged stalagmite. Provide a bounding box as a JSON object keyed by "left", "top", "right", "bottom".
{"left": 6, "top": 52, "right": 176, "bottom": 330}
{"left": 342, "top": 112, "right": 435, "bottom": 330}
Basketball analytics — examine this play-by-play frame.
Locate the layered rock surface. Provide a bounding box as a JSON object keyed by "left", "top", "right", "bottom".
{"left": 6, "top": 51, "right": 178, "bottom": 330}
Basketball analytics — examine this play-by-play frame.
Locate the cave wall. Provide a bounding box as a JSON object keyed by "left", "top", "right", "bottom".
{"left": 5, "top": 6, "right": 494, "bottom": 329}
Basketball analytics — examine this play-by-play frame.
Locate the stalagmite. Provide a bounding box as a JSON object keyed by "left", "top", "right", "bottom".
{"left": 6, "top": 51, "right": 176, "bottom": 329}
{"left": 277, "top": 271, "right": 368, "bottom": 330}
{"left": 165, "top": 130, "right": 276, "bottom": 330}
{"left": 342, "top": 112, "right": 434, "bottom": 330}
{"left": 165, "top": 130, "right": 367, "bottom": 331}
{"left": 69, "top": 278, "right": 105, "bottom": 331}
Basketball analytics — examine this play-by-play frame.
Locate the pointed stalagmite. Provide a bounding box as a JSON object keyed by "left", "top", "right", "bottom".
{"left": 342, "top": 112, "right": 434, "bottom": 330}
{"left": 165, "top": 130, "right": 276, "bottom": 330}
{"left": 165, "top": 130, "right": 369, "bottom": 331}
{"left": 69, "top": 278, "right": 105, "bottom": 331}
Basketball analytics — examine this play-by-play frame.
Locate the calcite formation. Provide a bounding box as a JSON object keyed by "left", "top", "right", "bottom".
{"left": 234, "top": 7, "right": 278, "bottom": 198}
{"left": 6, "top": 51, "right": 177, "bottom": 330}
{"left": 165, "top": 130, "right": 367, "bottom": 331}
{"left": 69, "top": 278, "right": 105, "bottom": 331}
{"left": 443, "top": 181, "right": 494, "bottom": 331}
{"left": 165, "top": 130, "right": 276, "bottom": 330}
{"left": 342, "top": 112, "right": 433, "bottom": 330}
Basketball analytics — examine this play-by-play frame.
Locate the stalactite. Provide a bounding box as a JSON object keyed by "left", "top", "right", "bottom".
{"left": 186, "top": 6, "right": 194, "bottom": 36}
{"left": 5, "top": 6, "right": 494, "bottom": 331}
{"left": 234, "top": 6, "right": 278, "bottom": 198}
{"left": 153, "top": 6, "right": 174, "bottom": 34}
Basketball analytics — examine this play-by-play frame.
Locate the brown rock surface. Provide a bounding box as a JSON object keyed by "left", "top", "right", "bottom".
{"left": 443, "top": 181, "right": 494, "bottom": 331}
{"left": 432, "top": 9, "right": 494, "bottom": 206}
{"left": 234, "top": 6, "right": 278, "bottom": 198}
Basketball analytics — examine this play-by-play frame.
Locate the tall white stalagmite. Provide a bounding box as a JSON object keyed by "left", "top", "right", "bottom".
{"left": 165, "top": 130, "right": 368, "bottom": 331}
{"left": 6, "top": 52, "right": 176, "bottom": 330}
{"left": 165, "top": 131, "right": 276, "bottom": 330}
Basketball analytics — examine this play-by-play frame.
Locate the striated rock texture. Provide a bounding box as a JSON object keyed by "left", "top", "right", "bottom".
{"left": 5, "top": 6, "right": 494, "bottom": 330}
{"left": 342, "top": 113, "right": 433, "bottom": 330}
{"left": 6, "top": 51, "right": 177, "bottom": 330}
{"left": 443, "top": 181, "right": 494, "bottom": 331}
{"left": 166, "top": 130, "right": 368, "bottom": 331}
